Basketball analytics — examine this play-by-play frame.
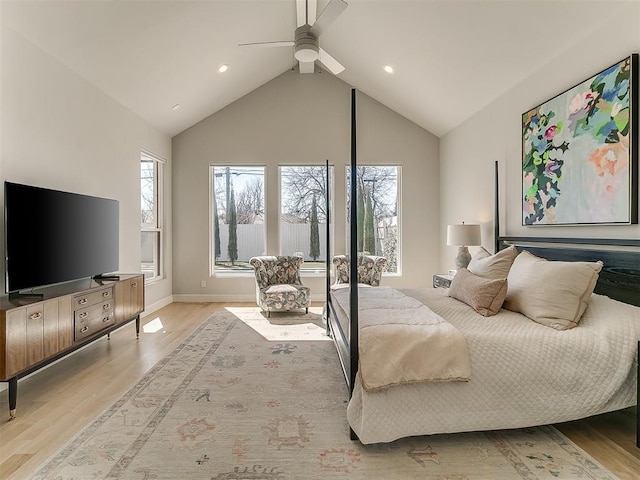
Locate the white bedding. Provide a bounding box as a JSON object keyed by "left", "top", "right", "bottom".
{"left": 332, "top": 287, "right": 471, "bottom": 391}
{"left": 346, "top": 288, "right": 640, "bottom": 444}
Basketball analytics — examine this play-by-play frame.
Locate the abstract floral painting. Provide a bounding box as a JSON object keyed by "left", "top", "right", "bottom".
{"left": 522, "top": 54, "right": 638, "bottom": 225}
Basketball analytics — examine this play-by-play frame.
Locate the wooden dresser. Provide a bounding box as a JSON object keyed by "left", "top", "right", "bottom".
{"left": 0, "top": 274, "right": 144, "bottom": 419}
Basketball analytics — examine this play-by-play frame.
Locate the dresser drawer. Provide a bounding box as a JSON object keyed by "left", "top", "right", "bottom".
{"left": 75, "top": 301, "right": 115, "bottom": 341}
{"left": 74, "top": 287, "right": 113, "bottom": 310}
{"left": 74, "top": 300, "right": 114, "bottom": 323}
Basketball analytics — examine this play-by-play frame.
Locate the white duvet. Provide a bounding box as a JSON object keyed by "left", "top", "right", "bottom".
{"left": 346, "top": 288, "right": 640, "bottom": 444}
{"left": 332, "top": 287, "right": 471, "bottom": 391}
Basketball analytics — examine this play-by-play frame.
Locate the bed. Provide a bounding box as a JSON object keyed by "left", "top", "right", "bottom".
{"left": 324, "top": 89, "right": 640, "bottom": 446}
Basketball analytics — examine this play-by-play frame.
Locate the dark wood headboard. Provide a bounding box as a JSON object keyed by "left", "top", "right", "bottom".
{"left": 496, "top": 237, "right": 640, "bottom": 307}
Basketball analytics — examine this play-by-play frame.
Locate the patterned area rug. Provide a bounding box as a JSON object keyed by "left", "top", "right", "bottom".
{"left": 29, "top": 307, "right": 618, "bottom": 479}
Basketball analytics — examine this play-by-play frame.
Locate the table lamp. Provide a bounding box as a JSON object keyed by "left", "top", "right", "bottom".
{"left": 447, "top": 222, "right": 481, "bottom": 270}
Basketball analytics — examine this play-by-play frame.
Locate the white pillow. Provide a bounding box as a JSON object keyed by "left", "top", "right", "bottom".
{"left": 503, "top": 250, "right": 603, "bottom": 330}
{"left": 467, "top": 245, "right": 518, "bottom": 280}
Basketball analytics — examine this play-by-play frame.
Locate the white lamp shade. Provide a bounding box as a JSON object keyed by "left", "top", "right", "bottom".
{"left": 447, "top": 223, "right": 481, "bottom": 246}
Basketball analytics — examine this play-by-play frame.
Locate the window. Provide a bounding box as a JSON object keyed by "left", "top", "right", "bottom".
{"left": 211, "top": 166, "right": 265, "bottom": 273}
{"left": 279, "top": 166, "right": 332, "bottom": 271}
{"left": 346, "top": 166, "right": 400, "bottom": 273}
{"left": 141, "top": 151, "right": 164, "bottom": 282}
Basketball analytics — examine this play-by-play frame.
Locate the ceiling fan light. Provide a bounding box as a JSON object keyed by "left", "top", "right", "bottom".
{"left": 294, "top": 43, "right": 319, "bottom": 62}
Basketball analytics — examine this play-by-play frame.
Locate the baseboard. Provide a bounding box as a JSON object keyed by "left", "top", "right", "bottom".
{"left": 173, "top": 293, "right": 254, "bottom": 303}
{"left": 173, "top": 293, "right": 328, "bottom": 303}
{"left": 142, "top": 295, "right": 174, "bottom": 317}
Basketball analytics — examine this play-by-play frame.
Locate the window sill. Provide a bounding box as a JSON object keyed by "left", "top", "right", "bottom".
{"left": 213, "top": 270, "right": 254, "bottom": 278}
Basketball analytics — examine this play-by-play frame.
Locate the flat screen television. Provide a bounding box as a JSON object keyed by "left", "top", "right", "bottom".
{"left": 4, "top": 181, "right": 119, "bottom": 293}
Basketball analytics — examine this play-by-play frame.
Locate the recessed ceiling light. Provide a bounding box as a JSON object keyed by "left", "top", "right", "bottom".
{"left": 171, "top": 104, "right": 181, "bottom": 110}
{"left": 383, "top": 65, "right": 394, "bottom": 74}
{"left": 218, "top": 64, "right": 229, "bottom": 73}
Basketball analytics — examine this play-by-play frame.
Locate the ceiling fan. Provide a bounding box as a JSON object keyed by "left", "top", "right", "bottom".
{"left": 239, "top": 0, "right": 348, "bottom": 75}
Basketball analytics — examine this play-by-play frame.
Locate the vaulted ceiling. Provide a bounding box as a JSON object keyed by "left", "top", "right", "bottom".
{"left": 2, "top": 0, "right": 631, "bottom": 138}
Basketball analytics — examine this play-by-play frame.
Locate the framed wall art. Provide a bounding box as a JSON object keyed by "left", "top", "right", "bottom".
{"left": 522, "top": 54, "right": 638, "bottom": 226}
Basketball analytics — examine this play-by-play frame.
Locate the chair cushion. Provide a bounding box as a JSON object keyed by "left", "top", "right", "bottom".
{"left": 259, "top": 284, "right": 310, "bottom": 312}
{"left": 264, "top": 284, "right": 309, "bottom": 295}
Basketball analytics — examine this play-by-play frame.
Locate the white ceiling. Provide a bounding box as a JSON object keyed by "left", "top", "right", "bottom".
{"left": 2, "top": 0, "right": 633, "bottom": 138}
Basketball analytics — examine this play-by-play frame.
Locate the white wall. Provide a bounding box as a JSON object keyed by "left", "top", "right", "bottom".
{"left": 440, "top": 1, "right": 640, "bottom": 270}
{"left": 172, "top": 68, "right": 439, "bottom": 300}
{"left": 0, "top": 24, "right": 173, "bottom": 309}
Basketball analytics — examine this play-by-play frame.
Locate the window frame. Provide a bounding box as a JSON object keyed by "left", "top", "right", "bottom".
{"left": 140, "top": 150, "right": 165, "bottom": 284}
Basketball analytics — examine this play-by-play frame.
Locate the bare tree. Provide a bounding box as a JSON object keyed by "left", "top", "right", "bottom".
{"left": 357, "top": 166, "right": 397, "bottom": 222}
{"left": 281, "top": 166, "right": 328, "bottom": 222}
{"left": 141, "top": 161, "right": 155, "bottom": 225}
{"left": 236, "top": 177, "right": 264, "bottom": 224}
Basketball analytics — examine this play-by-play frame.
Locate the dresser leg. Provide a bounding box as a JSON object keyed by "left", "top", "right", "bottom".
{"left": 136, "top": 315, "right": 140, "bottom": 339}
{"left": 8, "top": 377, "right": 17, "bottom": 420}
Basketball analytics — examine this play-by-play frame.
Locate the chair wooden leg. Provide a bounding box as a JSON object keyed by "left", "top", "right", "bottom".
{"left": 305, "top": 307, "right": 308, "bottom": 314}
{"left": 267, "top": 311, "right": 270, "bottom": 318}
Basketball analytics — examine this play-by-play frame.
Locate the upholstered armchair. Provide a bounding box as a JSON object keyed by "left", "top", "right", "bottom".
{"left": 332, "top": 254, "right": 388, "bottom": 288}
{"left": 249, "top": 255, "right": 310, "bottom": 317}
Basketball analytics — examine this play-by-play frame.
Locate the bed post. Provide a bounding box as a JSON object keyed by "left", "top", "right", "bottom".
{"left": 348, "top": 88, "right": 359, "bottom": 442}
{"left": 325, "top": 159, "right": 331, "bottom": 336}
{"left": 349, "top": 88, "right": 359, "bottom": 396}
{"left": 494, "top": 160, "right": 500, "bottom": 254}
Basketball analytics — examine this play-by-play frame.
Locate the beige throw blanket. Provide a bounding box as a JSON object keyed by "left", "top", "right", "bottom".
{"left": 333, "top": 287, "right": 471, "bottom": 392}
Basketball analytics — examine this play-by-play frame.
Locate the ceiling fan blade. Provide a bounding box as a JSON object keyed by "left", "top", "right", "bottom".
{"left": 318, "top": 48, "right": 345, "bottom": 74}
{"left": 238, "top": 41, "right": 294, "bottom": 47}
{"left": 299, "top": 61, "right": 315, "bottom": 74}
{"left": 310, "top": 0, "right": 347, "bottom": 37}
{"left": 296, "top": 0, "right": 317, "bottom": 27}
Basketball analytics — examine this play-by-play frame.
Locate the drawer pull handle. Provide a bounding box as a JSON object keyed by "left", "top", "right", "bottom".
{"left": 102, "top": 316, "right": 110, "bottom": 323}
{"left": 79, "top": 312, "right": 88, "bottom": 319}
{"left": 102, "top": 291, "right": 110, "bottom": 298}
{"left": 103, "top": 303, "right": 111, "bottom": 310}
{"left": 29, "top": 312, "right": 42, "bottom": 320}
{"left": 79, "top": 298, "right": 88, "bottom": 305}
{"left": 131, "top": 282, "right": 137, "bottom": 288}
{"left": 80, "top": 326, "right": 89, "bottom": 333}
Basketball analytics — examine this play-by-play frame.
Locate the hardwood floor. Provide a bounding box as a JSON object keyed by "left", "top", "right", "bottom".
{"left": 1, "top": 302, "right": 638, "bottom": 479}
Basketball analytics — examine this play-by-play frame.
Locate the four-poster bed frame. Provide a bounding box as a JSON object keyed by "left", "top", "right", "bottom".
{"left": 325, "top": 89, "right": 640, "bottom": 445}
